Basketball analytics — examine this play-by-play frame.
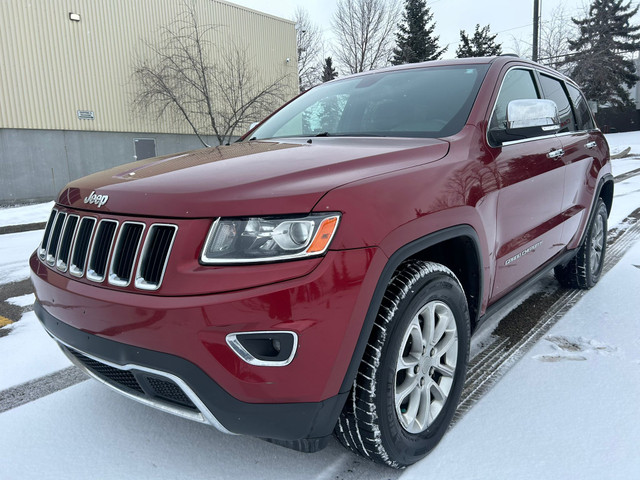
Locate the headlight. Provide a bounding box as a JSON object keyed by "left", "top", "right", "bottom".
{"left": 200, "top": 213, "right": 341, "bottom": 264}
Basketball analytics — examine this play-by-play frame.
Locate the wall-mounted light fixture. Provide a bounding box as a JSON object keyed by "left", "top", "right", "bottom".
{"left": 69, "top": 12, "right": 81, "bottom": 22}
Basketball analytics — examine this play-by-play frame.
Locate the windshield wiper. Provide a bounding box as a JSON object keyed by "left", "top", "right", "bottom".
{"left": 314, "top": 132, "right": 331, "bottom": 137}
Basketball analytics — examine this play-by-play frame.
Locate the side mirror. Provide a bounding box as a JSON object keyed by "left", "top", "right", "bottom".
{"left": 490, "top": 99, "right": 560, "bottom": 145}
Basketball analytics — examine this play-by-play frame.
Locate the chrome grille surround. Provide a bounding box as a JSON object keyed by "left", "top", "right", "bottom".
{"left": 39, "top": 207, "right": 177, "bottom": 291}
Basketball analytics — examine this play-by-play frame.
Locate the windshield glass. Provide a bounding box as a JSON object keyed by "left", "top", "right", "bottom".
{"left": 250, "top": 64, "right": 489, "bottom": 140}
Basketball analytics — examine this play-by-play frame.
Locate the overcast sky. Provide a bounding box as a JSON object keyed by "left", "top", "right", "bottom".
{"left": 228, "top": 0, "right": 634, "bottom": 61}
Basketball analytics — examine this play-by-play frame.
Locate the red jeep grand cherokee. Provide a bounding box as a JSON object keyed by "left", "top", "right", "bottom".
{"left": 31, "top": 56, "right": 612, "bottom": 467}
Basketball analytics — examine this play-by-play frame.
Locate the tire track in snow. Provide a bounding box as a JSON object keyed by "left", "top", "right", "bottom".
{"left": 453, "top": 207, "right": 640, "bottom": 424}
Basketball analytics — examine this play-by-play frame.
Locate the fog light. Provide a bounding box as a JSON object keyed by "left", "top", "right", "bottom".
{"left": 226, "top": 331, "right": 298, "bottom": 367}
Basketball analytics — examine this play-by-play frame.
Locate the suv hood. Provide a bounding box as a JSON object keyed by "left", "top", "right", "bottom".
{"left": 58, "top": 137, "right": 449, "bottom": 218}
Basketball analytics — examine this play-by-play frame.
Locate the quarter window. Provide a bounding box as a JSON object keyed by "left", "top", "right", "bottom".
{"left": 567, "top": 84, "right": 595, "bottom": 131}
{"left": 540, "top": 74, "right": 575, "bottom": 133}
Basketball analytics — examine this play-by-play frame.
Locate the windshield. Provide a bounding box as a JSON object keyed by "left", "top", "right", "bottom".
{"left": 250, "top": 64, "right": 489, "bottom": 141}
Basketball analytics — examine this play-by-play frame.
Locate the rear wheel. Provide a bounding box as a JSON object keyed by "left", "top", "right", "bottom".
{"left": 555, "top": 198, "right": 608, "bottom": 289}
{"left": 335, "top": 260, "right": 470, "bottom": 468}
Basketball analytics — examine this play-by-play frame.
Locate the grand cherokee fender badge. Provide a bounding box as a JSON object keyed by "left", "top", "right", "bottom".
{"left": 84, "top": 191, "right": 109, "bottom": 208}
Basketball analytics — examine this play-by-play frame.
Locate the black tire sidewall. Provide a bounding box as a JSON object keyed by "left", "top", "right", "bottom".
{"left": 375, "top": 272, "right": 470, "bottom": 466}
{"left": 586, "top": 201, "right": 608, "bottom": 286}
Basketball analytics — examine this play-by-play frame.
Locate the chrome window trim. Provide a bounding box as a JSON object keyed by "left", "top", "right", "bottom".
{"left": 134, "top": 223, "right": 178, "bottom": 291}
{"left": 501, "top": 129, "right": 595, "bottom": 147}
{"left": 108, "top": 221, "right": 146, "bottom": 287}
{"left": 488, "top": 65, "right": 594, "bottom": 149}
{"left": 55, "top": 214, "right": 79, "bottom": 273}
{"left": 69, "top": 216, "right": 97, "bottom": 278}
{"left": 48, "top": 332, "right": 233, "bottom": 434}
{"left": 86, "top": 219, "right": 119, "bottom": 283}
{"left": 226, "top": 331, "right": 299, "bottom": 367}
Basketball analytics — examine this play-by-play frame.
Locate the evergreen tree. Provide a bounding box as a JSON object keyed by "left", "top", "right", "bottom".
{"left": 321, "top": 57, "right": 338, "bottom": 82}
{"left": 392, "top": 0, "right": 446, "bottom": 65}
{"left": 456, "top": 24, "right": 502, "bottom": 58}
{"left": 569, "top": 0, "right": 640, "bottom": 108}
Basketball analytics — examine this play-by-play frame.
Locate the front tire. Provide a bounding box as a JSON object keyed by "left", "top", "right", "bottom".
{"left": 335, "top": 261, "right": 470, "bottom": 468}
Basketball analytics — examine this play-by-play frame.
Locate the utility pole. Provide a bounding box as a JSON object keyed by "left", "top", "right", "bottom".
{"left": 532, "top": 0, "right": 541, "bottom": 62}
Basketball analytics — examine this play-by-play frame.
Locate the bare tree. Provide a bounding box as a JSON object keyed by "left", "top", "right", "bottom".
{"left": 295, "top": 7, "right": 324, "bottom": 92}
{"left": 332, "top": 0, "right": 401, "bottom": 74}
{"left": 508, "top": 5, "right": 575, "bottom": 72}
{"left": 132, "top": 4, "right": 291, "bottom": 147}
{"left": 539, "top": 5, "right": 574, "bottom": 71}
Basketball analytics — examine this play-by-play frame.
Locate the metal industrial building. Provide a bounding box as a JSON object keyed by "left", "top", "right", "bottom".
{"left": 0, "top": 0, "right": 298, "bottom": 204}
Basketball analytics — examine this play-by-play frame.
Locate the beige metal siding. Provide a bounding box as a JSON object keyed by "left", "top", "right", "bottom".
{"left": 0, "top": 0, "right": 298, "bottom": 134}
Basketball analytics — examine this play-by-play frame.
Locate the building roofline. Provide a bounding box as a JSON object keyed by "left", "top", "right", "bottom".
{"left": 215, "top": 0, "right": 296, "bottom": 25}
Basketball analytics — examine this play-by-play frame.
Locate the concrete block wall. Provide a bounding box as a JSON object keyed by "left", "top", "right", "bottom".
{"left": 0, "top": 129, "right": 220, "bottom": 204}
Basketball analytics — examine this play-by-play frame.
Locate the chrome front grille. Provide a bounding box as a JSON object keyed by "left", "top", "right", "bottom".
{"left": 39, "top": 209, "right": 177, "bottom": 291}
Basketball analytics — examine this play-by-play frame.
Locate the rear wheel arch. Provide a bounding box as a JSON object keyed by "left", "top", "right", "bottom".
{"left": 599, "top": 178, "right": 614, "bottom": 216}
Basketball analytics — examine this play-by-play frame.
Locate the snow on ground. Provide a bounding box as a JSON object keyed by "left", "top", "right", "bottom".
{"left": 0, "top": 230, "right": 43, "bottom": 286}
{"left": 0, "top": 311, "right": 71, "bottom": 391}
{"left": 6, "top": 293, "right": 35, "bottom": 307}
{"left": 607, "top": 130, "right": 640, "bottom": 157}
{"left": 0, "top": 381, "right": 390, "bottom": 479}
{"left": 400, "top": 239, "right": 640, "bottom": 480}
{"left": 0, "top": 201, "right": 53, "bottom": 227}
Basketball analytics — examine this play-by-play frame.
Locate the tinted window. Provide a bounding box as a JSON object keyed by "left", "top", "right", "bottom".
{"left": 490, "top": 69, "right": 539, "bottom": 130}
{"left": 540, "top": 74, "right": 575, "bottom": 132}
{"left": 567, "top": 83, "right": 595, "bottom": 131}
{"left": 251, "top": 65, "right": 490, "bottom": 140}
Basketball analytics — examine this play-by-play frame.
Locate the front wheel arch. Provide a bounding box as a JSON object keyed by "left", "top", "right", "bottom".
{"left": 338, "top": 225, "right": 482, "bottom": 394}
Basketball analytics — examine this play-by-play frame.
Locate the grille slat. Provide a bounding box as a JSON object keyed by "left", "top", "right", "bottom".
{"left": 87, "top": 220, "right": 118, "bottom": 282}
{"left": 109, "top": 223, "right": 144, "bottom": 286}
{"left": 56, "top": 215, "right": 79, "bottom": 271}
{"left": 136, "top": 225, "right": 177, "bottom": 291}
{"left": 39, "top": 210, "right": 58, "bottom": 258}
{"left": 70, "top": 217, "right": 96, "bottom": 276}
{"left": 40, "top": 208, "right": 176, "bottom": 290}
{"left": 46, "top": 212, "right": 66, "bottom": 265}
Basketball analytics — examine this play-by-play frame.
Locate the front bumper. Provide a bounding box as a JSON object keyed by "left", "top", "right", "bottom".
{"left": 30, "top": 246, "right": 387, "bottom": 441}
{"left": 35, "top": 302, "right": 346, "bottom": 442}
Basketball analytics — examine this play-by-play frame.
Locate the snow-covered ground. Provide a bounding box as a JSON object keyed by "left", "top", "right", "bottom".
{"left": 0, "top": 132, "right": 639, "bottom": 479}
{"left": 0, "top": 201, "right": 53, "bottom": 228}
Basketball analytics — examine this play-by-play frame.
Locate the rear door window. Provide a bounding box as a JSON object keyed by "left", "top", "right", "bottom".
{"left": 539, "top": 74, "right": 575, "bottom": 133}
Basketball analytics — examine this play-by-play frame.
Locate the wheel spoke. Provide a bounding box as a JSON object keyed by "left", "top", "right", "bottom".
{"left": 397, "top": 351, "right": 420, "bottom": 371}
{"left": 419, "top": 302, "right": 436, "bottom": 346}
{"left": 404, "top": 385, "right": 422, "bottom": 426}
{"left": 433, "top": 361, "right": 455, "bottom": 378}
{"left": 431, "top": 305, "right": 450, "bottom": 346}
{"left": 395, "top": 374, "right": 419, "bottom": 409}
{"left": 435, "top": 331, "right": 457, "bottom": 357}
{"left": 414, "top": 383, "right": 431, "bottom": 430}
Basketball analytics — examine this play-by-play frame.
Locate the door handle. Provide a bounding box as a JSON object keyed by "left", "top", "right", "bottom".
{"left": 547, "top": 148, "right": 565, "bottom": 159}
{"left": 585, "top": 141, "right": 597, "bottom": 149}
